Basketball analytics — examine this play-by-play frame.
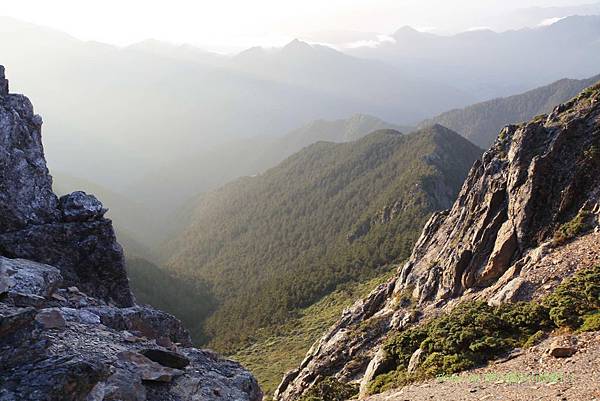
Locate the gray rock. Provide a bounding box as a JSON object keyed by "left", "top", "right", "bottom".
{"left": 0, "top": 72, "right": 133, "bottom": 307}
{"left": 0, "top": 220, "right": 133, "bottom": 307}
{"left": 88, "top": 304, "right": 193, "bottom": 346}
{"left": 0, "top": 65, "right": 8, "bottom": 96}
{"left": 34, "top": 308, "right": 66, "bottom": 330}
{"left": 59, "top": 191, "right": 107, "bottom": 222}
{"left": 407, "top": 348, "right": 425, "bottom": 373}
{"left": 0, "top": 88, "right": 60, "bottom": 233}
{"left": 60, "top": 307, "right": 101, "bottom": 325}
{"left": 117, "top": 351, "right": 184, "bottom": 383}
{"left": 359, "top": 347, "right": 394, "bottom": 398}
{"left": 0, "top": 257, "right": 62, "bottom": 298}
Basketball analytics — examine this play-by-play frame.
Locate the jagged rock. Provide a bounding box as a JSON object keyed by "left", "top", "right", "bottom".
{"left": 276, "top": 82, "right": 600, "bottom": 400}
{"left": 399, "top": 85, "right": 600, "bottom": 302}
{"left": 359, "top": 347, "right": 394, "bottom": 398}
{"left": 275, "top": 279, "right": 396, "bottom": 401}
{"left": 0, "top": 220, "right": 133, "bottom": 307}
{"left": 59, "top": 191, "right": 107, "bottom": 222}
{"left": 0, "top": 88, "right": 59, "bottom": 233}
{"left": 0, "top": 66, "right": 262, "bottom": 401}
{"left": 0, "top": 76, "right": 133, "bottom": 307}
{"left": 488, "top": 277, "right": 526, "bottom": 306}
{"left": 0, "top": 66, "right": 8, "bottom": 96}
{"left": 0, "top": 257, "right": 62, "bottom": 298}
{"left": 88, "top": 305, "right": 193, "bottom": 346}
{"left": 34, "top": 308, "right": 67, "bottom": 329}
{"left": 140, "top": 348, "right": 190, "bottom": 369}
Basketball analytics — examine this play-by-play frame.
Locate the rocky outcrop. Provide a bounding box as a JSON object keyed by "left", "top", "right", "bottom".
{"left": 276, "top": 82, "right": 600, "bottom": 400}
{"left": 0, "top": 67, "right": 262, "bottom": 401}
{"left": 0, "top": 77, "right": 131, "bottom": 307}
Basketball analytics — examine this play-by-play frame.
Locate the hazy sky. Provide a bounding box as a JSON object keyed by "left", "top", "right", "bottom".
{"left": 0, "top": 0, "right": 592, "bottom": 52}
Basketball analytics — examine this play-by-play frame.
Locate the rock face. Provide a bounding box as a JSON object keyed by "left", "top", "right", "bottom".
{"left": 0, "top": 67, "right": 262, "bottom": 401}
{"left": 276, "top": 82, "right": 600, "bottom": 400}
{"left": 0, "top": 77, "right": 131, "bottom": 307}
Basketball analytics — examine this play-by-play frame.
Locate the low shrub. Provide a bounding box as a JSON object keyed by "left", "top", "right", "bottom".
{"left": 552, "top": 211, "right": 592, "bottom": 246}
{"left": 523, "top": 330, "right": 547, "bottom": 348}
{"left": 544, "top": 265, "right": 600, "bottom": 328}
{"left": 367, "top": 265, "right": 600, "bottom": 395}
{"left": 298, "top": 377, "right": 358, "bottom": 401}
{"left": 578, "top": 311, "right": 600, "bottom": 333}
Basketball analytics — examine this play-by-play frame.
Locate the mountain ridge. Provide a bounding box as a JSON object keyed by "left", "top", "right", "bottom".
{"left": 276, "top": 76, "right": 600, "bottom": 401}
{"left": 420, "top": 73, "right": 600, "bottom": 148}
{"left": 163, "top": 125, "right": 482, "bottom": 352}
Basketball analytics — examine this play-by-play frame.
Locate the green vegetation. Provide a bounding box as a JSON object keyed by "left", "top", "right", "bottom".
{"left": 298, "top": 378, "right": 358, "bottom": 401}
{"left": 579, "top": 312, "right": 600, "bottom": 332}
{"left": 367, "top": 265, "right": 600, "bottom": 395}
{"left": 230, "top": 272, "right": 394, "bottom": 397}
{"left": 552, "top": 210, "right": 592, "bottom": 246}
{"left": 165, "top": 126, "right": 482, "bottom": 352}
{"left": 543, "top": 265, "right": 600, "bottom": 328}
{"left": 126, "top": 258, "right": 216, "bottom": 343}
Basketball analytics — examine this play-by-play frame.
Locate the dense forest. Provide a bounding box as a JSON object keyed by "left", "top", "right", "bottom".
{"left": 164, "top": 126, "right": 482, "bottom": 351}
{"left": 126, "top": 258, "right": 216, "bottom": 343}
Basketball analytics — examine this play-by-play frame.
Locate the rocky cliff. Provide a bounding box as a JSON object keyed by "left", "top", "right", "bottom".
{"left": 275, "top": 82, "right": 600, "bottom": 400}
{"left": 0, "top": 67, "right": 262, "bottom": 401}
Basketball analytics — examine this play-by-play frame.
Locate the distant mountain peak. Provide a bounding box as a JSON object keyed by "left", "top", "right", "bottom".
{"left": 281, "top": 38, "right": 314, "bottom": 53}
{"left": 392, "top": 25, "right": 424, "bottom": 38}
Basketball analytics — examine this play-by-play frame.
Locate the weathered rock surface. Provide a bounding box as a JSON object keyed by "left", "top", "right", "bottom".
{"left": 0, "top": 80, "right": 132, "bottom": 307}
{"left": 0, "top": 67, "right": 262, "bottom": 401}
{"left": 276, "top": 82, "right": 600, "bottom": 400}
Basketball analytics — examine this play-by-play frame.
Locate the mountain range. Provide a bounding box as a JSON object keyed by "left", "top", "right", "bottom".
{"left": 163, "top": 125, "right": 482, "bottom": 351}
{"left": 348, "top": 15, "right": 600, "bottom": 99}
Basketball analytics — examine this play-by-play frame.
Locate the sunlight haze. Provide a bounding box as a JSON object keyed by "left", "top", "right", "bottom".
{"left": 0, "top": 0, "right": 591, "bottom": 52}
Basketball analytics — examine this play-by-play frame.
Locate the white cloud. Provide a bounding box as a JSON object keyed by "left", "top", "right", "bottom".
{"left": 538, "top": 17, "right": 567, "bottom": 27}
{"left": 342, "top": 34, "right": 396, "bottom": 49}
{"left": 466, "top": 26, "right": 493, "bottom": 32}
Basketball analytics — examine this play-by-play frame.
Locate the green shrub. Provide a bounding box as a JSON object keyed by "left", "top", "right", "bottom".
{"left": 578, "top": 312, "right": 600, "bottom": 332}
{"left": 552, "top": 211, "right": 592, "bottom": 246}
{"left": 298, "top": 377, "right": 358, "bottom": 401}
{"left": 523, "top": 330, "right": 547, "bottom": 348}
{"left": 367, "top": 368, "right": 415, "bottom": 395}
{"left": 544, "top": 265, "right": 600, "bottom": 328}
{"left": 366, "top": 265, "right": 600, "bottom": 395}
{"left": 420, "top": 352, "right": 475, "bottom": 376}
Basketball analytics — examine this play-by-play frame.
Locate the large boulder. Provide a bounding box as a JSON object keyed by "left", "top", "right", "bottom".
{"left": 0, "top": 71, "right": 133, "bottom": 307}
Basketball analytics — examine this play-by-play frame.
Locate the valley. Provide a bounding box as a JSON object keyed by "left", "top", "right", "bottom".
{"left": 1, "top": 4, "right": 600, "bottom": 400}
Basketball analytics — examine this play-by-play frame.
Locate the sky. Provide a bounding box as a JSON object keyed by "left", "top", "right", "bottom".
{"left": 0, "top": 0, "right": 593, "bottom": 52}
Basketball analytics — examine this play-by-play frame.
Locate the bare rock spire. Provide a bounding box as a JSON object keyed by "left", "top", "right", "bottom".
{"left": 0, "top": 65, "right": 8, "bottom": 96}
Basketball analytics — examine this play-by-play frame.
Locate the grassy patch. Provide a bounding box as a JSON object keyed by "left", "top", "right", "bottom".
{"left": 552, "top": 210, "right": 592, "bottom": 246}
{"left": 229, "top": 271, "right": 394, "bottom": 398}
